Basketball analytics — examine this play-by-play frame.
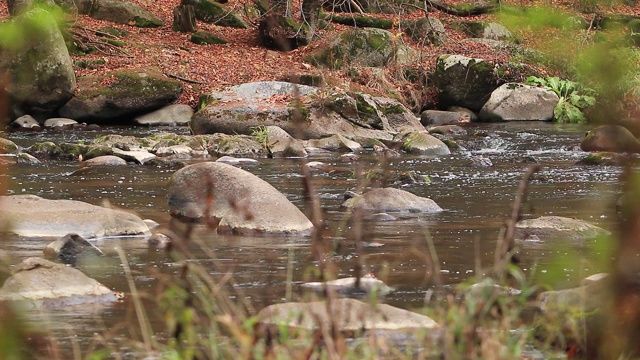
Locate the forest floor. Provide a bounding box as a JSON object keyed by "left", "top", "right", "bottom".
{"left": 2, "top": 0, "right": 639, "bottom": 108}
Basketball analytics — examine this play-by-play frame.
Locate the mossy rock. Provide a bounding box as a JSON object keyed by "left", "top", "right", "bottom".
{"left": 97, "top": 26, "right": 131, "bottom": 37}
{"left": 307, "top": 28, "right": 396, "bottom": 69}
{"left": 205, "top": 134, "right": 268, "bottom": 158}
{"left": 27, "top": 141, "right": 62, "bottom": 158}
{"left": 186, "top": 0, "right": 248, "bottom": 28}
{"left": 403, "top": 17, "right": 446, "bottom": 45}
{"left": 74, "top": 58, "right": 107, "bottom": 70}
{"left": 58, "top": 68, "right": 183, "bottom": 123}
{"left": 59, "top": 142, "right": 91, "bottom": 158}
{"left": 80, "top": 0, "right": 163, "bottom": 28}
{"left": 92, "top": 134, "right": 154, "bottom": 150}
{"left": 432, "top": 54, "right": 501, "bottom": 112}
{"left": 451, "top": 20, "right": 487, "bottom": 37}
{"left": 0, "top": 138, "right": 18, "bottom": 154}
{"left": 84, "top": 146, "right": 114, "bottom": 160}
{"left": 191, "top": 30, "right": 227, "bottom": 45}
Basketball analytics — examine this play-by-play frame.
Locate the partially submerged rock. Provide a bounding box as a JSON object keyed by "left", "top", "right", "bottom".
{"left": 258, "top": 298, "right": 439, "bottom": 332}
{"left": 580, "top": 125, "right": 640, "bottom": 153}
{"left": 0, "top": 195, "right": 150, "bottom": 238}
{"left": 44, "top": 233, "right": 104, "bottom": 264}
{"left": 167, "top": 162, "right": 313, "bottom": 236}
{"left": 302, "top": 274, "right": 394, "bottom": 296}
{"left": 514, "top": 216, "right": 609, "bottom": 244}
{"left": 341, "top": 188, "right": 443, "bottom": 214}
{"left": 0, "top": 257, "right": 118, "bottom": 306}
{"left": 395, "top": 131, "right": 451, "bottom": 156}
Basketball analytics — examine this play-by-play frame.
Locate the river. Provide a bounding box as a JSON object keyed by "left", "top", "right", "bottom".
{"left": 0, "top": 121, "right": 622, "bottom": 357}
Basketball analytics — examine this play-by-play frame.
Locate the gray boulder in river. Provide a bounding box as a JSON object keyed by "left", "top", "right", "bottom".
{"left": 0, "top": 195, "right": 150, "bottom": 238}
{"left": 190, "top": 81, "right": 424, "bottom": 140}
{"left": 341, "top": 187, "right": 443, "bottom": 214}
{"left": 0, "top": 8, "right": 76, "bottom": 117}
{"left": 0, "top": 257, "right": 119, "bottom": 306}
{"left": 167, "top": 162, "right": 314, "bottom": 236}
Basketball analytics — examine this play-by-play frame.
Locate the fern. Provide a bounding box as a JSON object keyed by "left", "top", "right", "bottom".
{"left": 526, "top": 76, "right": 596, "bottom": 123}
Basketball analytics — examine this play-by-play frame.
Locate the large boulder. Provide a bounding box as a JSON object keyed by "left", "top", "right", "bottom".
{"left": 0, "top": 195, "right": 150, "bottom": 238}
{"left": 167, "top": 162, "right": 314, "bottom": 236}
{"left": 0, "top": 257, "right": 118, "bottom": 305}
{"left": 307, "top": 28, "right": 416, "bottom": 69}
{"left": 59, "top": 68, "right": 183, "bottom": 123}
{"left": 478, "top": 83, "right": 559, "bottom": 121}
{"left": 341, "top": 188, "right": 443, "bottom": 214}
{"left": 190, "top": 81, "right": 424, "bottom": 140}
{"left": 514, "top": 216, "right": 609, "bottom": 244}
{"left": 0, "top": 8, "right": 76, "bottom": 117}
{"left": 432, "top": 54, "right": 501, "bottom": 112}
{"left": 580, "top": 125, "right": 640, "bottom": 153}
{"left": 77, "top": 0, "right": 163, "bottom": 27}
{"left": 258, "top": 298, "right": 439, "bottom": 332}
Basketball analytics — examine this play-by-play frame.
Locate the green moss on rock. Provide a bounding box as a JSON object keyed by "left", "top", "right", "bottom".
{"left": 193, "top": 0, "right": 249, "bottom": 28}
{"left": 191, "top": 30, "right": 227, "bottom": 45}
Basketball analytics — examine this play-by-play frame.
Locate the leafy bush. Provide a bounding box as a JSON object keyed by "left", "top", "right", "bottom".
{"left": 525, "top": 76, "right": 596, "bottom": 123}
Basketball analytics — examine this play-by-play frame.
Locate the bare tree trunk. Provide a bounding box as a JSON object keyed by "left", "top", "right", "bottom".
{"left": 301, "top": 0, "right": 321, "bottom": 41}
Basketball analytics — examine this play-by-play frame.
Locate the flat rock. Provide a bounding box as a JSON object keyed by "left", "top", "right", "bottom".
{"left": 84, "top": 155, "right": 128, "bottom": 166}
{"left": 302, "top": 275, "right": 394, "bottom": 296}
{"left": 258, "top": 298, "right": 439, "bottom": 332}
{"left": 514, "top": 216, "right": 609, "bottom": 244}
{"left": 112, "top": 148, "right": 156, "bottom": 164}
{"left": 0, "top": 257, "right": 118, "bottom": 305}
{"left": 0, "top": 195, "right": 150, "bottom": 238}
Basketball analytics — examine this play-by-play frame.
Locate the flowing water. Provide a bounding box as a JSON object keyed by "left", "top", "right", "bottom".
{"left": 0, "top": 121, "right": 623, "bottom": 356}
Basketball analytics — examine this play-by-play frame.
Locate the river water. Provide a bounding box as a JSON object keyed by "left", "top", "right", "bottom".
{"left": 0, "top": 121, "right": 623, "bottom": 356}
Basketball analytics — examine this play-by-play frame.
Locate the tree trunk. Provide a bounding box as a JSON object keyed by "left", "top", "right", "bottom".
{"left": 173, "top": 5, "right": 197, "bottom": 32}
{"left": 301, "top": 0, "right": 321, "bottom": 41}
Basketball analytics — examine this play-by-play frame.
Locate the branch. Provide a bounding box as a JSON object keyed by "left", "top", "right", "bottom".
{"left": 494, "top": 164, "right": 542, "bottom": 275}
{"left": 164, "top": 72, "right": 208, "bottom": 85}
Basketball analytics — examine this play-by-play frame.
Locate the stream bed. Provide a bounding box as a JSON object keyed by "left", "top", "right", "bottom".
{"left": 0, "top": 121, "right": 623, "bottom": 356}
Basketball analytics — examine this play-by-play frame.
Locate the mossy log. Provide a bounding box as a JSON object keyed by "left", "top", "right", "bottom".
{"left": 426, "top": 0, "right": 498, "bottom": 16}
